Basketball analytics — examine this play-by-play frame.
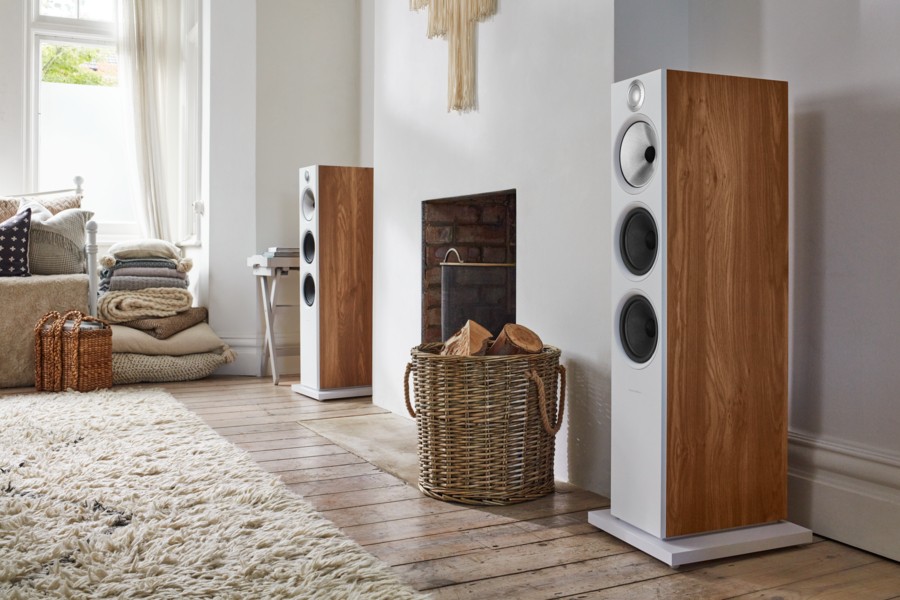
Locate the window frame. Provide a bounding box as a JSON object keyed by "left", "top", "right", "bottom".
{"left": 26, "top": 0, "right": 204, "bottom": 246}
{"left": 26, "top": 0, "right": 139, "bottom": 243}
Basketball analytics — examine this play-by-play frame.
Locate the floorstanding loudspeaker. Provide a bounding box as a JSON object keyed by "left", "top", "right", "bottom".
{"left": 291, "top": 165, "right": 374, "bottom": 401}
{"left": 588, "top": 69, "right": 812, "bottom": 566}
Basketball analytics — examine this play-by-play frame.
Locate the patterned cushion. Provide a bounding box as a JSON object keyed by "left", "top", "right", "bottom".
{"left": 0, "top": 198, "right": 18, "bottom": 222}
{"left": 23, "top": 202, "right": 94, "bottom": 275}
{"left": 1, "top": 194, "right": 81, "bottom": 220}
{"left": 24, "top": 193, "right": 83, "bottom": 215}
{"left": 0, "top": 209, "right": 32, "bottom": 277}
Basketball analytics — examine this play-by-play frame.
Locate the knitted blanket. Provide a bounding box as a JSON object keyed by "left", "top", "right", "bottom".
{"left": 113, "top": 267, "right": 187, "bottom": 279}
{"left": 98, "top": 288, "right": 193, "bottom": 323}
{"left": 120, "top": 307, "right": 209, "bottom": 340}
{"left": 108, "top": 276, "right": 190, "bottom": 292}
{"left": 100, "top": 255, "right": 192, "bottom": 273}
{"left": 100, "top": 259, "right": 179, "bottom": 278}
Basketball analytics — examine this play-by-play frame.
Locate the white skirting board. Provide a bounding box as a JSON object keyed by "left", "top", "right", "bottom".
{"left": 788, "top": 431, "right": 900, "bottom": 562}
{"left": 588, "top": 509, "right": 813, "bottom": 568}
{"left": 291, "top": 384, "right": 372, "bottom": 401}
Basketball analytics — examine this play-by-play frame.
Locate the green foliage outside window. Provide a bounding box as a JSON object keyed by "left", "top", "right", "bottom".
{"left": 41, "top": 45, "right": 116, "bottom": 86}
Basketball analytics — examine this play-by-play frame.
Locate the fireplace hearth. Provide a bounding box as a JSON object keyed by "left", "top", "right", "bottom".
{"left": 421, "top": 190, "right": 516, "bottom": 343}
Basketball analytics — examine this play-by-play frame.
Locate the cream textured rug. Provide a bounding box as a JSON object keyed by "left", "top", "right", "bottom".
{"left": 0, "top": 388, "right": 425, "bottom": 599}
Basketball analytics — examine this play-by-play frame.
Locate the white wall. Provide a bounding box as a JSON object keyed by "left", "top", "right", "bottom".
{"left": 256, "top": 0, "right": 361, "bottom": 249}
{"left": 359, "top": 1, "right": 374, "bottom": 167}
{"left": 616, "top": 0, "right": 900, "bottom": 561}
{"left": 373, "top": 1, "right": 615, "bottom": 491}
{"left": 0, "top": 0, "right": 26, "bottom": 190}
{"left": 199, "top": 0, "right": 258, "bottom": 374}
{"left": 215, "top": 0, "right": 363, "bottom": 376}
{"left": 614, "top": 0, "right": 689, "bottom": 81}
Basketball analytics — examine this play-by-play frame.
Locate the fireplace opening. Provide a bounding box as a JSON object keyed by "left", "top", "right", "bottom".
{"left": 422, "top": 190, "right": 516, "bottom": 343}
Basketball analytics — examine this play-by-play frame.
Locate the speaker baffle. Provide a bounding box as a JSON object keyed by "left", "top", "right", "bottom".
{"left": 619, "top": 120, "right": 659, "bottom": 188}
{"left": 303, "top": 230, "right": 315, "bottom": 264}
{"left": 303, "top": 273, "right": 316, "bottom": 307}
{"left": 301, "top": 188, "right": 316, "bottom": 221}
{"left": 620, "top": 207, "right": 658, "bottom": 276}
{"left": 620, "top": 295, "right": 658, "bottom": 364}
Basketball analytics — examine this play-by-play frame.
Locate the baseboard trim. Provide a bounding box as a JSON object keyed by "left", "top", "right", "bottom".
{"left": 216, "top": 336, "right": 299, "bottom": 378}
{"left": 788, "top": 431, "right": 900, "bottom": 561}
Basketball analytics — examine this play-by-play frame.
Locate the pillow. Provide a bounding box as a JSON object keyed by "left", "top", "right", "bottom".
{"left": 111, "top": 322, "right": 230, "bottom": 356}
{"left": 18, "top": 193, "right": 82, "bottom": 215}
{"left": 112, "top": 351, "right": 230, "bottom": 385}
{"left": 0, "top": 198, "right": 18, "bottom": 222}
{"left": 108, "top": 238, "right": 182, "bottom": 261}
{"left": 0, "top": 208, "right": 32, "bottom": 278}
{"left": 23, "top": 202, "right": 95, "bottom": 275}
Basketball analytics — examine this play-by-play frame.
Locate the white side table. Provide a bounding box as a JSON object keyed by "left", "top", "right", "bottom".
{"left": 247, "top": 254, "right": 301, "bottom": 384}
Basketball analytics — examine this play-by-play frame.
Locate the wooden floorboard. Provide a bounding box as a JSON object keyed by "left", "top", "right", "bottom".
{"left": 6, "top": 376, "right": 899, "bottom": 599}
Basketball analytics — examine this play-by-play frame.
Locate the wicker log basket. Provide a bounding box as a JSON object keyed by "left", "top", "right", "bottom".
{"left": 35, "top": 310, "right": 112, "bottom": 392}
{"left": 404, "top": 342, "right": 566, "bottom": 505}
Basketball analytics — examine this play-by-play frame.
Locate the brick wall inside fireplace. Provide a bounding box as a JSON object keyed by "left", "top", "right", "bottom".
{"left": 421, "top": 190, "right": 516, "bottom": 343}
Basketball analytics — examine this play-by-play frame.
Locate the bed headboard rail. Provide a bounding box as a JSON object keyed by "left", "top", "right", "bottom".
{"left": 7, "top": 175, "right": 84, "bottom": 197}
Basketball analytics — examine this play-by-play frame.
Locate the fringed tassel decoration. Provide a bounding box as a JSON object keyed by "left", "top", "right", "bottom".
{"left": 411, "top": 0, "right": 498, "bottom": 112}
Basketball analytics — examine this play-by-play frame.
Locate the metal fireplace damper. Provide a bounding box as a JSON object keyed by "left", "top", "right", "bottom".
{"left": 440, "top": 248, "right": 515, "bottom": 342}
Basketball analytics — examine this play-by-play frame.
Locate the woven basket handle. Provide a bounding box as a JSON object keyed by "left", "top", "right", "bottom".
{"left": 60, "top": 310, "right": 86, "bottom": 389}
{"left": 34, "top": 311, "right": 62, "bottom": 390}
{"left": 525, "top": 365, "right": 567, "bottom": 436}
{"left": 404, "top": 362, "right": 417, "bottom": 418}
{"left": 34, "top": 311, "right": 61, "bottom": 334}
{"left": 62, "top": 310, "right": 108, "bottom": 389}
{"left": 65, "top": 311, "right": 106, "bottom": 330}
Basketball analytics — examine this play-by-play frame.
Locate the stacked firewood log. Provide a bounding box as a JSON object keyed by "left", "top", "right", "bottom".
{"left": 441, "top": 320, "right": 543, "bottom": 356}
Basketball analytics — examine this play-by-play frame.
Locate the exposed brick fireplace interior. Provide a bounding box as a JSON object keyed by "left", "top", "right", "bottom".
{"left": 422, "top": 190, "right": 516, "bottom": 343}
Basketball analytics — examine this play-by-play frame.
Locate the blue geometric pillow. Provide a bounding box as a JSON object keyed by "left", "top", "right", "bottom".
{"left": 0, "top": 208, "right": 32, "bottom": 277}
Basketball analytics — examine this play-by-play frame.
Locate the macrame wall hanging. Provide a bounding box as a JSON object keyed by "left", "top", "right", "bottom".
{"left": 410, "top": 0, "right": 498, "bottom": 113}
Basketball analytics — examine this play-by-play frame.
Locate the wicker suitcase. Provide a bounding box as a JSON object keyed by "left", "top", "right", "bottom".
{"left": 35, "top": 310, "right": 113, "bottom": 392}
{"left": 404, "top": 342, "right": 566, "bottom": 505}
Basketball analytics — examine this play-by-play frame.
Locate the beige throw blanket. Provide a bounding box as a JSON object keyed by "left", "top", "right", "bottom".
{"left": 120, "top": 306, "right": 208, "bottom": 339}
{"left": 98, "top": 288, "right": 193, "bottom": 323}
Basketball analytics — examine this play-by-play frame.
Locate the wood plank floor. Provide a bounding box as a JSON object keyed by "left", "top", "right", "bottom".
{"left": 5, "top": 376, "right": 900, "bottom": 598}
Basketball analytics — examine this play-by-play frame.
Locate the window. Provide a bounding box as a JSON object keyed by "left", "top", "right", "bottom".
{"left": 39, "top": 0, "right": 115, "bottom": 22}
{"left": 27, "top": 0, "right": 138, "bottom": 240}
{"left": 27, "top": 0, "right": 202, "bottom": 244}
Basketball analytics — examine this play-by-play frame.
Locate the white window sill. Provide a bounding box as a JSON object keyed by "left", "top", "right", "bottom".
{"left": 94, "top": 220, "right": 141, "bottom": 246}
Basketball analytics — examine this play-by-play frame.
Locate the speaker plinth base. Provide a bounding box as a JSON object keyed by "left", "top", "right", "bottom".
{"left": 588, "top": 509, "right": 812, "bottom": 568}
{"left": 291, "top": 383, "right": 372, "bottom": 402}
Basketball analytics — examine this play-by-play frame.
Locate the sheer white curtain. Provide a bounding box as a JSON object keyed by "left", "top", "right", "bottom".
{"left": 118, "top": 0, "right": 182, "bottom": 242}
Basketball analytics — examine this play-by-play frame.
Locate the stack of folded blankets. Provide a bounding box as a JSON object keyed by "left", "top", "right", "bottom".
{"left": 96, "top": 239, "right": 235, "bottom": 384}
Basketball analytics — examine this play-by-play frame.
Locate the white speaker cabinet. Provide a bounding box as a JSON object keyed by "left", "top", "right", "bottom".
{"left": 589, "top": 69, "right": 811, "bottom": 566}
{"left": 292, "top": 165, "right": 373, "bottom": 401}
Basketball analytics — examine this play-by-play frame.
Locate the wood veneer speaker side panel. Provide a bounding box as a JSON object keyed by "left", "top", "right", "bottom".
{"left": 317, "top": 166, "right": 374, "bottom": 389}
{"left": 665, "top": 71, "right": 789, "bottom": 538}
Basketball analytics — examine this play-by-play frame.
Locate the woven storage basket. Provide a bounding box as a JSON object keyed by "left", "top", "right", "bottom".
{"left": 35, "top": 310, "right": 113, "bottom": 392}
{"left": 404, "top": 342, "right": 566, "bottom": 505}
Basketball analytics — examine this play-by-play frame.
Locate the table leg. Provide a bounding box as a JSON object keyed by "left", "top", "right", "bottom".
{"left": 268, "top": 273, "right": 282, "bottom": 384}
{"left": 258, "top": 276, "right": 269, "bottom": 377}
{"left": 259, "top": 275, "right": 280, "bottom": 384}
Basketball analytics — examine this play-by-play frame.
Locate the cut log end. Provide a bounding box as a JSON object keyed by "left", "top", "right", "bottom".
{"left": 441, "top": 320, "right": 493, "bottom": 356}
{"left": 486, "top": 323, "right": 543, "bottom": 355}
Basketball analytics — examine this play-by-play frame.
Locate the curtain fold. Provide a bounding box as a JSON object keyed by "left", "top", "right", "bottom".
{"left": 118, "top": 0, "right": 175, "bottom": 242}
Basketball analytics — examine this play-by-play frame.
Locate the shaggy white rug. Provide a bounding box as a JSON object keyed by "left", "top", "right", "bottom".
{"left": 0, "top": 388, "right": 426, "bottom": 599}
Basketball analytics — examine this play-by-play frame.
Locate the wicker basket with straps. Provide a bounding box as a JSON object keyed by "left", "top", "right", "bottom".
{"left": 404, "top": 342, "right": 566, "bottom": 505}
{"left": 35, "top": 310, "right": 113, "bottom": 392}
